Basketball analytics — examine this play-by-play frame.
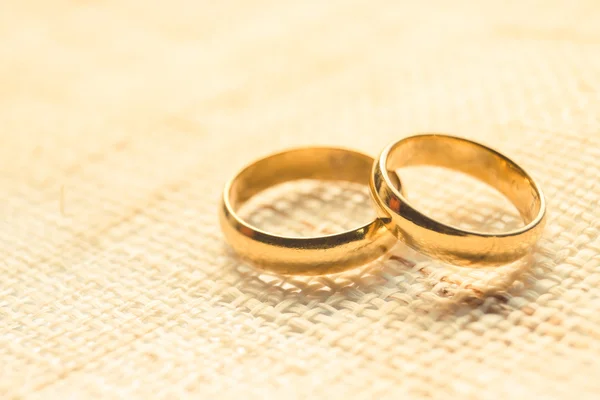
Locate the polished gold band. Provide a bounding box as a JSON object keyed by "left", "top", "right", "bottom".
{"left": 219, "top": 147, "right": 397, "bottom": 275}
{"left": 370, "top": 134, "right": 546, "bottom": 266}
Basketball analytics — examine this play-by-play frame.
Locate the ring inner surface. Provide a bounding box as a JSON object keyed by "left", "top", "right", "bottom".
{"left": 386, "top": 136, "right": 542, "bottom": 223}
{"left": 230, "top": 148, "right": 373, "bottom": 212}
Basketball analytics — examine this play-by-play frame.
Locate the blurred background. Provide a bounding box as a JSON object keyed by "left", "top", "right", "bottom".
{"left": 1, "top": 1, "right": 599, "bottom": 399}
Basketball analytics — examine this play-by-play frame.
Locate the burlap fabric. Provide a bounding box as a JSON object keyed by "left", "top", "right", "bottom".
{"left": 1, "top": 1, "right": 599, "bottom": 399}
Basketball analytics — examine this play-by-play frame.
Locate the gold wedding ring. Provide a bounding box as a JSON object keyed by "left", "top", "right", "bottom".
{"left": 220, "top": 135, "right": 546, "bottom": 274}
{"left": 370, "top": 134, "right": 546, "bottom": 266}
{"left": 219, "top": 147, "right": 397, "bottom": 275}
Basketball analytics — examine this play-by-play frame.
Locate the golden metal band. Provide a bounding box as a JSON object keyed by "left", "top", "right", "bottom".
{"left": 370, "top": 134, "right": 546, "bottom": 266}
{"left": 219, "top": 147, "right": 397, "bottom": 275}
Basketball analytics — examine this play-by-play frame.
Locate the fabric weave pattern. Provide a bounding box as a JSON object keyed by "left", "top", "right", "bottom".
{"left": 1, "top": 1, "right": 599, "bottom": 399}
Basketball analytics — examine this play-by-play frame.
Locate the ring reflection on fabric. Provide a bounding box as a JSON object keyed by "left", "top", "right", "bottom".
{"left": 220, "top": 147, "right": 398, "bottom": 275}
{"left": 370, "top": 134, "right": 547, "bottom": 267}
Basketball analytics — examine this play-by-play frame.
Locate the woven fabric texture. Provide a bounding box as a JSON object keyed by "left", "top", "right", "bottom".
{"left": 1, "top": 1, "right": 600, "bottom": 399}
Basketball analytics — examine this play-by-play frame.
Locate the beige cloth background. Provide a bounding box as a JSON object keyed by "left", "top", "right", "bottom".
{"left": 1, "top": 1, "right": 600, "bottom": 399}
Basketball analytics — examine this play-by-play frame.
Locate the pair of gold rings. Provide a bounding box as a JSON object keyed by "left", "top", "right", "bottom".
{"left": 219, "top": 134, "right": 546, "bottom": 275}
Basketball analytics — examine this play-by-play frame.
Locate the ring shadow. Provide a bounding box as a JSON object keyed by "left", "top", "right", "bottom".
{"left": 217, "top": 179, "right": 543, "bottom": 327}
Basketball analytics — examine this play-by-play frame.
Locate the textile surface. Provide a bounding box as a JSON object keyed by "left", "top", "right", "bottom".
{"left": 1, "top": 1, "right": 600, "bottom": 398}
